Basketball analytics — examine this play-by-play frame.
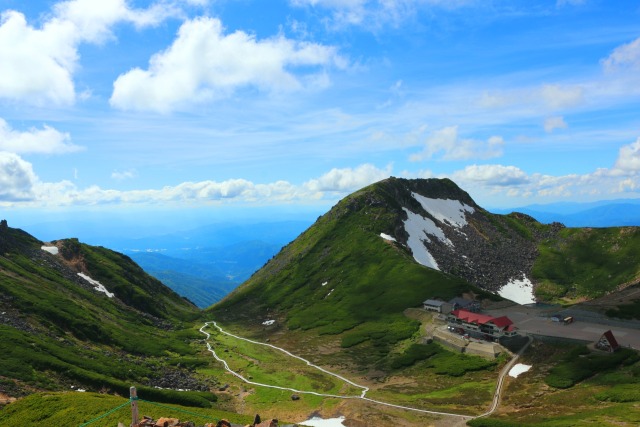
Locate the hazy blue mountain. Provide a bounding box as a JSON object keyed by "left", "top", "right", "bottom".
{"left": 127, "top": 240, "right": 284, "bottom": 307}
{"left": 490, "top": 199, "right": 640, "bottom": 227}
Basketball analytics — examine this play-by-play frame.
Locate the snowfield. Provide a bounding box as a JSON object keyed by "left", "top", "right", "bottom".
{"left": 411, "top": 193, "right": 475, "bottom": 227}
{"left": 41, "top": 245, "right": 59, "bottom": 255}
{"left": 403, "top": 208, "right": 440, "bottom": 270}
{"left": 379, "top": 232, "right": 396, "bottom": 242}
{"left": 402, "top": 194, "right": 474, "bottom": 270}
{"left": 77, "top": 273, "right": 115, "bottom": 298}
{"left": 300, "top": 416, "right": 346, "bottom": 427}
{"left": 499, "top": 275, "right": 536, "bottom": 305}
{"left": 508, "top": 363, "right": 532, "bottom": 378}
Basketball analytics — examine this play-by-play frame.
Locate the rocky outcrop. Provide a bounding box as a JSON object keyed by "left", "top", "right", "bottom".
{"left": 369, "top": 180, "right": 566, "bottom": 293}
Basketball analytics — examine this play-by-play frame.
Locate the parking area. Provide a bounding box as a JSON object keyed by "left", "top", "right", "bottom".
{"left": 485, "top": 305, "right": 640, "bottom": 350}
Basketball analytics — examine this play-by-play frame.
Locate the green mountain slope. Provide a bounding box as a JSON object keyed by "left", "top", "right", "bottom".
{"left": 533, "top": 226, "right": 640, "bottom": 301}
{"left": 208, "top": 178, "right": 505, "bottom": 353}
{"left": 0, "top": 220, "right": 216, "bottom": 407}
{"left": 210, "top": 177, "right": 640, "bottom": 335}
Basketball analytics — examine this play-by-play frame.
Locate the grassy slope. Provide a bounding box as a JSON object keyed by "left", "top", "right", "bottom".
{"left": 533, "top": 227, "right": 640, "bottom": 302}
{"left": 209, "top": 180, "right": 494, "bottom": 353}
{"left": 0, "top": 226, "right": 216, "bottom": 408}
{"left": 469, "top": 342, "right": 640, "bottom": 427}
{"left": 0, "top": 392, "right": 254, "bottom": 426}
{"left": 203, "top": 180, "right": 506, "bottom": 420}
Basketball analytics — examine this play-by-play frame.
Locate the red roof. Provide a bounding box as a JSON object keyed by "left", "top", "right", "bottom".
{"left": 602, "top": 330, "right": 620, "bottom": 350}
{"left": 491, "top": 316, "right": 514, "bottom": 328}
{"left": 451, "top": 309, "right": 514, "bottom": 329}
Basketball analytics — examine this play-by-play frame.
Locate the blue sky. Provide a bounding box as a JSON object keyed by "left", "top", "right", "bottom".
{"left": 1, "top": 0, "right": 640, "bottom": 226}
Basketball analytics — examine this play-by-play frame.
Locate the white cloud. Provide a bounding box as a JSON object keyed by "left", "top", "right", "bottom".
{"left": 110, "top": 17, "right": 346, "bottom": 112}
{"left": 452, "top": 164, "right": 530, "bottom": 187}
{"left": 613, "top": 137, "right": 640, "bottom": 173}
{"left": 544, "top": 116, "right": 568, "bottom": 133}
{"left": 478, "top": 83, "right": 585, "bottom": 112}
{"left": 291, "top": 0, "right": 477, "bottom": 28}
{"left": 111, "top": 169, "right": 137, "bottom": 181}
{"left": 539, "top": 84, "right": 584, "bottom": 109}
{"left": 3, "top": 147, "right": 639, "bottom": 209}
{"left": 0, "top": 0, "right": 176, "bottom": 105}
{"left": 409, "top": 126, "right": 503, "bottom": 161}
{"left": 602, "top": 37, "right": 640, "bottom": 71}
{"left": 304, "top": 163, "right": 391, "bottom": 192}
{"left": 0, "top": 119, "right": 82, "bottom": 154}
{"left": 0, "top": 164, "right": 388, "bottom": 207}
{"left": 0, "top": 152, "right": 37, "bottom": 201}
{"left": 28, "top": 177, "right": 304, "bottom": 207}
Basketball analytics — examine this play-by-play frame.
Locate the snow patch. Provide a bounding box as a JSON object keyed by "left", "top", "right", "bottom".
{"left": 262, "top": 320, "right": 275, "bottom": 326}
{"left": 411, "top": 193, "right": 474, "bottom": 227}
{"left": 300, "top": 416, "right": 346, "bottom": 427}
{"left": 41, "top": 245, "right": 59, "bottom": 255}
{"left": 77, "top": 273, "right": 115, "bottom": 298}
{"left": 379, "top": 233, "right": 396, "bottom": 242}
{"left": 509, "top": 363, "right": 532, "bottom": 378}
{"left": 499, "top": 275, "right": 536, "bottom": 305}
{"left": 402, "top": 208, "right": 441, "bottom": 270}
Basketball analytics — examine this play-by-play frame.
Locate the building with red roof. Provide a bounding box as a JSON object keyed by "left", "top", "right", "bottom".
{"left": 447, "top": 309, "right": 517, "bottom": 338}
{"left": 596, "top": 330, "right": 620, "bottom": 353}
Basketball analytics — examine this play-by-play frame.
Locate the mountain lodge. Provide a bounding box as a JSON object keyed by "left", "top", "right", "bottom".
{"left": 447, "top": 309, "right": 517, "bottom": 339}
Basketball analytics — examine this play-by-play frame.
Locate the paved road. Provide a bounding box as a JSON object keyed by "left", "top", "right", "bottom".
{"left": 486, "top": 305, "right": 640, "bottom": 349}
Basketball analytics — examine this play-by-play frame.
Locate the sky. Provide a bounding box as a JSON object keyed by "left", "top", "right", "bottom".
{"left": 1, "top": 0, "right": 640, "bottom": 229}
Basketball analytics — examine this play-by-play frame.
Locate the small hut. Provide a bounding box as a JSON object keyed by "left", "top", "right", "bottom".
{"left": 595, "top": 330, "right": 620, "bottom": 353}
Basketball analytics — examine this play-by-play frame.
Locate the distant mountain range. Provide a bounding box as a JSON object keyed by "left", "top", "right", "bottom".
{"left": 491, "top": 199, "right": 640, "bottom": 227}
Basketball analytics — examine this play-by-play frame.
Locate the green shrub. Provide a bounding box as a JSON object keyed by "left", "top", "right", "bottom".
{"left": 596, "top": 384, "right": 640, "bottom": 402}
{"left": 467, "top": 418, "right": 522, "bottom": 427}
{"left": 545, "top": 347, "right": 637, "bottom": 388}
{"left": 426, "top": 352, "right": 496, "bottom": 377}
{"left": 390, "top": 343, "right": 440, "bottom": 369}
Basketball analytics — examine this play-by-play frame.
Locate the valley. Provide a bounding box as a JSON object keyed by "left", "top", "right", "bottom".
{"left": 1, "top": 178, "right": 640, "bottom": 426}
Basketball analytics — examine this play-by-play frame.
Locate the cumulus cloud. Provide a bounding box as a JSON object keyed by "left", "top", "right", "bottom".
{"left": 110, "top": 17, "right": 346, "bottom": 112}
{"left": 452, "top": 164, "right": 530, "bottom": 187}
{"left": 613, "top": 137, "right": 640, "bottom": 173}
{"left": 304, "top": 163, "right": 391, "bottom": 192}
{"left": 409, "top": 126, "right": 503, "bottom": 162}
{"left": 0, "top": 119, "right": 81, "bottom": 154}
{"left": 25, "top": 177, "right": 303, "bottom": 207}
{"left": 602, "top": 37, "right": 640, "bottom": 71}
{"left": 544, "top": 116, "right": 568, "bottom": 133}
{"left": 0, "top": 0, "right": 175, "bottom": 105}
{"left": 0, "top": 152, "right": 37, "bottom": 201}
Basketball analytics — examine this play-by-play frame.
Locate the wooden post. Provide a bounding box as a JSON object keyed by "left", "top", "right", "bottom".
{"left": 130, "top": 386, "right": 139, "bottom": 427}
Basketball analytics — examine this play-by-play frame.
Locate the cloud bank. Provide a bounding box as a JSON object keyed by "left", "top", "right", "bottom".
{"left": 2, "top": 135, "right": 640, "bottom": 208}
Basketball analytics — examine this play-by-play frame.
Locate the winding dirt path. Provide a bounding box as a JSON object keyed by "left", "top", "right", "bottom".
{"left": 200, "top": 321, "right": 510, "bottom": 422}
{"left": 478, "top": 335, "right": 533, "bottom": 418}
